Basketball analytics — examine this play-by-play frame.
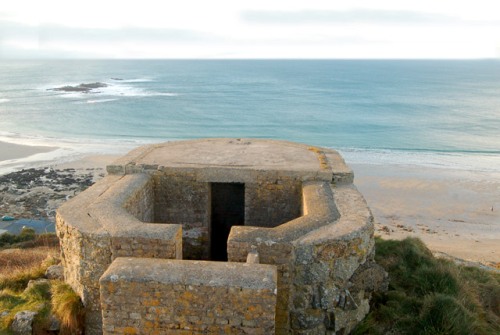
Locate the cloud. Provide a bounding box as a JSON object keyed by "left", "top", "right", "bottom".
{"left": 240, "top": 9, "right": 490, "bottom": 26}
{"left": 0, "top": 19, "right": 230, "bottom": 58}
{"left": 0, "top": 20, "right": 223, "bottom": 45}
{"left": 38, "top": 25, "right": 221, "bottom": 44}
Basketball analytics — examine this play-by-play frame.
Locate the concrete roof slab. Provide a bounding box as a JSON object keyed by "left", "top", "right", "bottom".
{"left": 107, "top": 139, "right": 332, "bottom": 177}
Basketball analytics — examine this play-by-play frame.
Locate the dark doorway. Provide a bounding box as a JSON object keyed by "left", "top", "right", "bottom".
{"left": 211, "top": 183, "right": 245, "bottom": 261}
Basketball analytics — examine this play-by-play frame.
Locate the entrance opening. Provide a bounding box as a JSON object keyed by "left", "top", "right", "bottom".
{"left": 211, "top": 183, "right": 245, "bottom": 261}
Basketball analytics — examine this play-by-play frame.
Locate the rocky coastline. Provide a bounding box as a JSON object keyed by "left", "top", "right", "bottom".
{"left": 0, "top": 167, "right": 105, "bottom": 234}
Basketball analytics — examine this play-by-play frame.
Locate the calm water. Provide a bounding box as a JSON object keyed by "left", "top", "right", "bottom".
{"left": 0, "top": 59, "right": 499, "bottom": 172}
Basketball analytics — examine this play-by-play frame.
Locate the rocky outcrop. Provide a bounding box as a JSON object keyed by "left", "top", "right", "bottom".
{"left": 45, "top": 265, "right": 64, "bottom": 280}
{"left": 0, "top": 167, "right": 104, "bottom": 225}
{"left": 49, "top": 82, "right": 107, "bottom": 93}
{"left": 10, "top": 311, "right": 37, "bottom": 335}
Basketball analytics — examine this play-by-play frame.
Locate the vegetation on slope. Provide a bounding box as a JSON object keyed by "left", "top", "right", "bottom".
{"left": 0, "top": 233, "right": 83, "bottom": 334}
{"left": 0, "top": 228, "right": 37, "bottom": 248}
{"left": 354, "top": 237, "right": 500, "bottom": 335}
{"left": 1, "top": 232, "right": 499, "bottom": 334}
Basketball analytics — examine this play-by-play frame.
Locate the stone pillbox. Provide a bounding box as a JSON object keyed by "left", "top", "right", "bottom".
{"left": 56, "top": 138, "right": 387, "bottom": 335}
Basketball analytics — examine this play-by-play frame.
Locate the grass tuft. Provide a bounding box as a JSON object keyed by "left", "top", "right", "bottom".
{"left": 415, "top": 294, "right": 476, "bottom": 335}
{"left": 0, "top": 244, "right": 70, "bottom": 333}
{"left": 51, "top": 281, "right": 84, "bottom": 334}
{"left": 353, "top": 237, "right": 500, "bottom": 335}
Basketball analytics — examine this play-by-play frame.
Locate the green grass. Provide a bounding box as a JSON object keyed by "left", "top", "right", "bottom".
{"left": 0, "top": 243, "right": 83, "bottom": 334}
{"left": 51, "top": 281, "right": 84, "bottom": 334}
{"left": 353, "top": 237, "right": 500, "bottom": 335}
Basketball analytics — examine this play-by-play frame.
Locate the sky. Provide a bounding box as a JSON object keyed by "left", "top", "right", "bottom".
{"left": 1, "top": 0, "right": 499, "bottom": 59}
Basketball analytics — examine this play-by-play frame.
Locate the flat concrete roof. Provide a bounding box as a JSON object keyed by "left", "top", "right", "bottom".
{"left": 109, "top": 138, "right": 328, "bottom": 172}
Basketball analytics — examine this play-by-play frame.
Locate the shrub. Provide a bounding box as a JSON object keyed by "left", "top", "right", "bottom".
{"left": 353, "top": 237, "right": 500, "bottom": 335}
{"left": 0, "top": 228, "right": 37, "bottom": 248}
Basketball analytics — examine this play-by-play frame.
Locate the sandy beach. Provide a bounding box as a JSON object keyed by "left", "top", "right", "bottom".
{"left": 352, "top": 164, "right": 500, "bottom": 267}
{"left": 0, "top": 140, "right": 498, "bottom": 267}
{"left": 0, "top": 141, "right": 58, "bottom": 161}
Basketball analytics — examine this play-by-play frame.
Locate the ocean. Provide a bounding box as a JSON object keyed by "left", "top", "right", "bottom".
{"left": 0, "top": 59, "right": 499, "bottom": 173}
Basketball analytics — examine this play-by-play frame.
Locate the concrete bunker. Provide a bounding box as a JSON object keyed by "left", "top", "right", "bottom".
{"left": 56, "top": 138, "right": 387, "bottom": 334}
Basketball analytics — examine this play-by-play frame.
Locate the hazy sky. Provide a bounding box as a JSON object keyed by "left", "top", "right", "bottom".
{"left": 1, "top": 0, "right": 499, "bottom": 59}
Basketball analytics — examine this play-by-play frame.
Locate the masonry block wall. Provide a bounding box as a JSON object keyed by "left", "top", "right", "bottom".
{"left": 57, "top": 174, "right": 183, "bottom": 334}
{"left": 123, "top": 176, "right": 155, "bottom": 223}
{"left": 245, "top": 175, "right": 302, "bottom": 228}
{"left": 100, "top": 258, "right": 277, "bottom": 335}
{"left": 145, "top": 171, "right": 303, "bottom": 260}
{"left": 153, "top": 172, "right": 211, "bottom": 260}
{"left": 227, "top": 181, "right": 384, "bottom": 334}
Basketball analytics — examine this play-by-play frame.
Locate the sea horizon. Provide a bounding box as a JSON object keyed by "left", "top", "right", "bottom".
{"left": 1, "top": 59, "right": 499, "bottom": 174}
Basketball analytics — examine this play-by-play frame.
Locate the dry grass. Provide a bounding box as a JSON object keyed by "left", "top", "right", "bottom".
{"left": 0, "top": 247, "right": 59, "bottom": 292}
{"left": 0, "top": 247, "right": 59, "bottom": 279}
{"left": 0, "top": 244, "right": 61, "bottom": 333}
{"left": 0, "top": 242, "right": 84, "bottom": 334}
{"left": 51, "top": 281, "right": 84, "bottom": 334}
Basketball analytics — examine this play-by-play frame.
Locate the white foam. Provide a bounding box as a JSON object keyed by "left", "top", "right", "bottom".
{"left": 85, "top": 99, "right": 119, "bottom": 104}
{"left": 113, "top": 78, "right": 153, "bottom": 83}
{"left": 43, "top": 80, "right": 178, "bottom": 100}
{"left": 157, "top": 92, "right": 179, "bottom": 97}
{"left": 0, "top": 132, "right": 153, "bottom": 174}
{"left": 0, "top": 98, "right": 10, "bottom": 103}
{"left": 96, "top": 84, "right": 178, "bottom": 98}
{"left": 339, "top": 148, "right": 500, "bottom": 173}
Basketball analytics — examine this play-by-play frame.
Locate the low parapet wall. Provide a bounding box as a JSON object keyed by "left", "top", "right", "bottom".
{"left": 56, "top": 174, "right": 183, "bottom": 333}
{"left": 99, "top": 258, "right": 277, "bottom": 334}
{"left": 227, "top": 181, "right": 378, "bottom": 333}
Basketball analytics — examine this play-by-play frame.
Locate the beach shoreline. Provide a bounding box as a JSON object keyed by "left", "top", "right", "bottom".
{"left": 351, "top": 163, "right": 500, "bottom": 267}
{"left": 0, "top": 141, "right": 59, "bottom": 161}
{"left": 0, "top": 143, "right": 498, "bottom": 267}
{"left": 0, "top": 152, "right": 119, "bottom": 232}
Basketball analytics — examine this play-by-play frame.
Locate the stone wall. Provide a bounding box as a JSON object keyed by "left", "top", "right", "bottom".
{"left": 57, "top": 175, "right": 183, "bottom": 334}
{"left": 136, "top": 171, "right": 304, "bottom": 259}
{"left": 245, "top": 175, "right": 302, "bottom": 228}
{"left": 153, "top": 172, "right": 210, "bottom": 260}
{"left": 227, "top": 182, "right": 385, "bottom": 334}
{"left": 123, "top": 176, "right": 155, "bottom": 223}
{"left": 56, "top": 177, "right": 117, "bottom": 335}
{"left": 100, "top": 258, "right": 277, "bottom": 335}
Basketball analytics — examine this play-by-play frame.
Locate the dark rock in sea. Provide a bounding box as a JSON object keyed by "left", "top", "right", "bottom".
{"left": 49, "top": 82, "right": 108, "bottom": 93}
{"left": 111, "top": 77, "right": 123, "bottom": 81}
